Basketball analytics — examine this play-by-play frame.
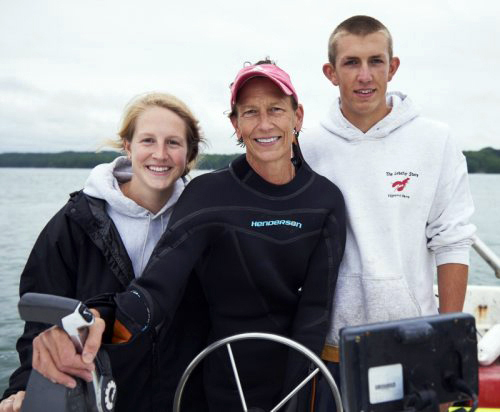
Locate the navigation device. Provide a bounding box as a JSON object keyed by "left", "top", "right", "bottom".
{"left": 339, "top": 313, "right": 478, "bottom": 412}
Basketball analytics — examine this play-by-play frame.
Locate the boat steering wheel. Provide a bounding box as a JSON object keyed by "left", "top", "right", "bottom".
{"left": 173, "top": 332, "right": 343, "bottom": 412}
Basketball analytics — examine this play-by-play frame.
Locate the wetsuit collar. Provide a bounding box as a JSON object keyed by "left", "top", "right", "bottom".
{"left": 230, "top": 155, "right": 313, "bottom": 198}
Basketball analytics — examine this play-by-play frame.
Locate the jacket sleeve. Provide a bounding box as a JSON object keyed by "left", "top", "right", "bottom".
{"left": 2, "top": 207, "right": 78, "bottom": 399}
{"left": 426, "top": 135, "right": 476, "bottom": 266}
{"left": 284, "top": 193, "right": 346, "bottom": 397}
{"left": 113, "top": 220, "right": 214, "bottom": 340}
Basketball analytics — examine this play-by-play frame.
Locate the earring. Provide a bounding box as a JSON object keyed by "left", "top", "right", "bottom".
{"left": 292, "top": 128, "right": 300, "bottom": 138}
{"left": 237, "top": 136, "right": 246, "bottom": 148}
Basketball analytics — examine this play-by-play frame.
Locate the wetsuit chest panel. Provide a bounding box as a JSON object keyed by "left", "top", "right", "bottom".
{"left": 194, "top": 208, "right": 327, "bottom": 337}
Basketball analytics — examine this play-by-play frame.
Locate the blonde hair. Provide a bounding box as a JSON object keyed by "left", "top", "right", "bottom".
{"left": 328, "top": 15, "right": 393, "bottom": 66}
{"left": 107, "top": 92, "right": 204, "bottom": 176}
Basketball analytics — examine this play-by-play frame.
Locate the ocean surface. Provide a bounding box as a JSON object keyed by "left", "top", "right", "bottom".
{"left": 0, "top": 168, "right": 499, "bottom": 394}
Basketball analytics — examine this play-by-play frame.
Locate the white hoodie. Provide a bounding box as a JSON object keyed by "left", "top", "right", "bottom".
{"left": 83, "top": 156, "right": 185, "bottom": 278}
{"left": 301, "top": 92, "right": 476, "bottom": 345}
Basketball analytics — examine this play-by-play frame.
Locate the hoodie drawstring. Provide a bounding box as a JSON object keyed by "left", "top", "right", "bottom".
{"left": 139, "top": 214, "right": 151, "bottom": 276}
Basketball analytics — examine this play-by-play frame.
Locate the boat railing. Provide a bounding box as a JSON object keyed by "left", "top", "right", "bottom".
{"left": 472, "top": 235, "right": 500, "bottom": 279}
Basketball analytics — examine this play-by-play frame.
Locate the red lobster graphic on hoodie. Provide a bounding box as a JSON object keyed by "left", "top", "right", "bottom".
{"left": 392, "top": 177, "right": 410, "bottom": 191}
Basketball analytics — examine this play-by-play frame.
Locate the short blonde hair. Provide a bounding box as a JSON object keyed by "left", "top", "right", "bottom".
{"left": 109, "top": 92, "right": 204, "bottom": 176}
{"left": 328, "top": 15, "right": 393, "bottom": 66}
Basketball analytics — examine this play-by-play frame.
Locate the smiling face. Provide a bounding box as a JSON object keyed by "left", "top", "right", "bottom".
{"left": 323, "top": 31, "right": 400, "bottom": 132}
{"left": 230, "top": 77, "right": 303, "bottom": 183}
{"left": 124, "top": 106, "right": 188, "bottom": 206}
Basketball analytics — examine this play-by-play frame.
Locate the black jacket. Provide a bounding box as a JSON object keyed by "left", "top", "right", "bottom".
{"left": 3, "top": 190, "right": 208, "bottom": 411}
{"left": 115, "top": 155, "right": 346, "bottom": 411}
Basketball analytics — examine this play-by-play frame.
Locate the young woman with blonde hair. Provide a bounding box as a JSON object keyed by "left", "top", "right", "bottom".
{"left": 0, "top": 92, "right": 206, "bottom": 412}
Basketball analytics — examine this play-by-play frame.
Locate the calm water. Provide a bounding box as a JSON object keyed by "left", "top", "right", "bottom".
{"left": 0, "top": 168, "right": 499, "bottom": 394}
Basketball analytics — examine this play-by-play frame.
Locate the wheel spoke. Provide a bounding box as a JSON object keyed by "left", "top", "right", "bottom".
{"left": 226, "top": 343, "right": 248, "bottom": 412}
{"left": 270, "top": 367, "right": 320, "bottom": 412}
{"left": 174, "top": 333, "right": 342, "bottom": 412}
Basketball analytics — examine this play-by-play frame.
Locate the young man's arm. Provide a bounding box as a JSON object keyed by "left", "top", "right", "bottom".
{"left": 427, "top": 134, "right": 475, "bottom": 315}
{"left": 437, "top": 263, "right": 468, "bottom": 313}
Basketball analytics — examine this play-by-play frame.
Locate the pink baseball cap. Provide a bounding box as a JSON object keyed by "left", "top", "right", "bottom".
{"left": 230, "top": 64, "right": 299, "bottom": 107}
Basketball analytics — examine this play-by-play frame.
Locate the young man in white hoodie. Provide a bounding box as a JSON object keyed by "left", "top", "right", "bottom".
{"left": 300, "top": 15, "right": 475, "bottom": 410}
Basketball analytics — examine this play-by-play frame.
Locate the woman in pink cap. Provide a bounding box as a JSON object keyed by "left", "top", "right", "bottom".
{"left": 31, "top": 59, "right": 346, "bottom": 411}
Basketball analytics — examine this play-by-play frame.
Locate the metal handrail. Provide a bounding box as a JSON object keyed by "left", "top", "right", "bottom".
{"left": 472, "top": 235, "right": 500, "bottom": 279}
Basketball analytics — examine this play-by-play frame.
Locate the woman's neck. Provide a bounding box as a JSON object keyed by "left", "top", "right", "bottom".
{"left": 246, "top": 155, "right": 295, "bottom": 185}
{"left": 120, "top": 179, "right": 173, "bottom": 214}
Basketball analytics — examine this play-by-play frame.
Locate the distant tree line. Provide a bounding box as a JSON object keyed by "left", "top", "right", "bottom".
{"left": 196, "top": 154, "right": 241, "bottom": 170}
{"left": 0, "top": 151, "right": 241, "bottom": 170}
{"left": 0, "top": 151, "right": 121, "bottom": 168}
{"left": 463, "top": 147, "right": 500, "bottom": 173}
{"left": 1, "top": 148, "right": 499, "bottom": 173}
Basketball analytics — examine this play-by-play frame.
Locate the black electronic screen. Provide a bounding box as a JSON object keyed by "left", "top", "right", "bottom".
{"left": 339, "top": 312, "right": 478, "bottom": 412}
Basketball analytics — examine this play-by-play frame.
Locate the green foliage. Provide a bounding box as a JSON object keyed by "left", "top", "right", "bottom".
{"left": 0, "top": 151, "right": 241, "bottom": 170}
{"left": 2, "top": 149, "right": 499, "bottom": 173}
{"left": 464, "top": 147, "right": 500, "bottom": 173}
{"left": 195, "top": 154, "right": 240, "bottom": 170}
{"left": 0, "top": 151, "right": 121, "bottom": 168}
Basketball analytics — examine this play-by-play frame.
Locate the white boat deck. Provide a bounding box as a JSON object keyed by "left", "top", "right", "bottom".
{"left": 434, "top": 284, "right": 500, "bottom": 335}
{"left": 463, "top": 285, "right": 500, "bottom": 335}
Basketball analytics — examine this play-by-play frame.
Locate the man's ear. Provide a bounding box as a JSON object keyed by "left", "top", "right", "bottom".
{"left": 388, "top": 57, "right": 400, "bottom": 82}
{"left": 323, "top": 63, "right": 339, "bottom": 86}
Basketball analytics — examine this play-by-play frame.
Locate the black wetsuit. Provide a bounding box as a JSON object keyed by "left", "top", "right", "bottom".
{"left": 110, "top": 154, "right": 346, "bottom": 411}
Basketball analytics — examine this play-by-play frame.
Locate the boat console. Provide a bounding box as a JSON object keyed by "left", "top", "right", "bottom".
{"left": 339, "top": 312, "right": 479, "bottom": 412}
{"left": 18, "top": 293, "right": 117, "bottom": 412}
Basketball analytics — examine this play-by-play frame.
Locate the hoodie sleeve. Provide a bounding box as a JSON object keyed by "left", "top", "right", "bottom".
{"left": 426, "top": 133, "right": 476, "bottom": 266}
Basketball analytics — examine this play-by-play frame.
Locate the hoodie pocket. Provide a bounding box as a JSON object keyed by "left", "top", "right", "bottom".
{"left": 327, "top": 273, "right": 422, "bottom": 345}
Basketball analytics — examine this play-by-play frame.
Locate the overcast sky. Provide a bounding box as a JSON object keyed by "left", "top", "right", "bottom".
{"left": 1, "top": 0, "right": 499, "bottom": 154}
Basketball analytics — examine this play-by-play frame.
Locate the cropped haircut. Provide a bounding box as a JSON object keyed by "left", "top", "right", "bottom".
{"left": 328, "top": 15, "right": 393, "bottom": 66}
